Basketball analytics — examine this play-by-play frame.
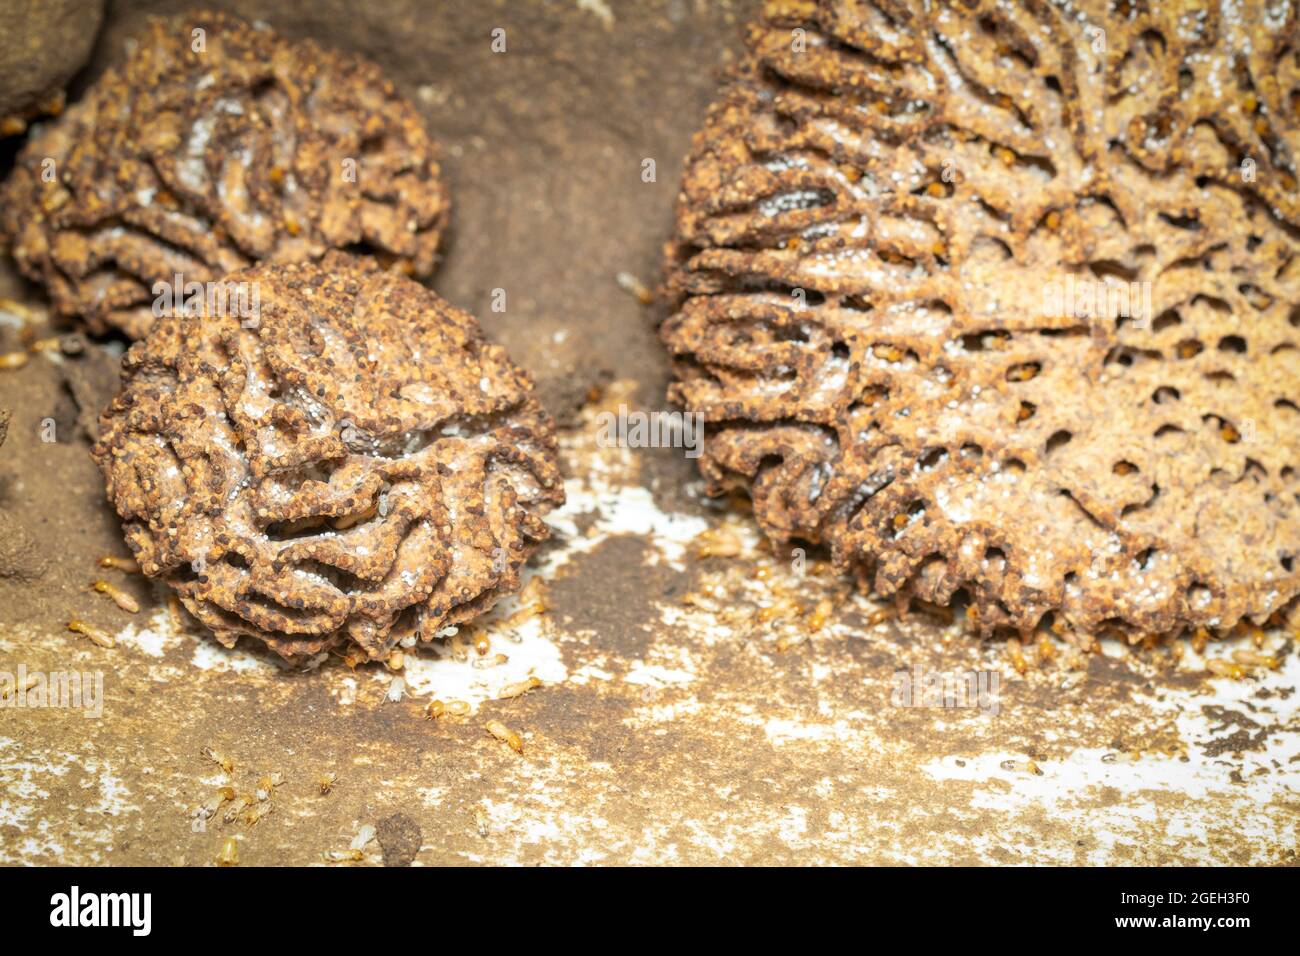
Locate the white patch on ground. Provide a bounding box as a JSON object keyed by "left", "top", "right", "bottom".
{"left": 544, "top": 480, "right": 708, "bottom": 573}
{"left": 189, "top": 638, "right": 275, "bottom": 673}
{"left": 400, "top": 614, "right": 567, "bottom": 710}
{"left": 919, "top": 651, "right": 1300, "bottom": 862}
{"left": 112, "top": 609, "right": 181, "bottom": 658}
{"left": 0, "top": 739, "right": 139, "bottom": 863}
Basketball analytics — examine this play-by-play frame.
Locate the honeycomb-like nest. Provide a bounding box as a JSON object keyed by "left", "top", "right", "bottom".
{"left": 664, "top": 0, "right": 1300, "bottom": 639}
{"left": 93, "top": 254, "right": 563, "bottom": 666}
{"left": 1, "top": 10, "right": 448, "bottom": 339}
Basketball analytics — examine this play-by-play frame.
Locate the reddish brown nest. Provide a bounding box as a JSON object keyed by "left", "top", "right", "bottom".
{"left": 93, "top": 254, "right": 563, "bottom": 666}
{"left": 663, "top": 0, "right": 1300, "bottom": 641}
{"left": 1, "top": 10, "right": 448, "bottom": 339}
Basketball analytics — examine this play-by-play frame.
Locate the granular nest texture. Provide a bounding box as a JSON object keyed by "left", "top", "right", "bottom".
{"left": 93, "top": 254, "right": 563, "bottom": 666}
{"left": 663, "top": 0, "right": 1300, "bottom": 640}
{"left": 1, "top": 10, "right": 448, "bottom": 339}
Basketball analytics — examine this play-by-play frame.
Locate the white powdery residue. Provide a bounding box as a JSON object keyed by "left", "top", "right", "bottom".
{"left": 568, "top": 663, "right": 615, "bottom": 684}
{"left": 544, "top": 480, "right": 709, "bottom": 573}
{"left": 777, "top": 806, "right": 810, "bottom": 847}
{"left": 761, "top": 717, "right": 861, "bottom": 746}
{"left": 190, "top": 638, "right": 276, "bottom": 674}
{"left": 400, "top": 614, "right": 567, "bottom": 709}
{"left": 918, "top": 652, "right": 1300, "bottom": 861}
{"left": 112, "top": 608, "right": 182, "bottom": 658}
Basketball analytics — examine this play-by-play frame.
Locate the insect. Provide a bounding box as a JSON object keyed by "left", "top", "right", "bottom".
{"left": 1232, "top": 649, "right": 1278, "bottom": 670}
{"left": 496, "top": 677, "right": 542, "bottom": 700}
{"left": 255, "top": 772, "right": 284, "bottom": 801}
{"left": 1036, "top": 634, "right": 1055, "bottom": 664}
{"left": 0, "top": 351, "right": 29, "bottom": 371}
{"left": 67, "top": 619, "right": 114, "bottom": 649}
{"left": 216, "top": 837, "right": 239, "bottom": 867}
{"left": 486, "top": 720, "right": 524, "bottom": 754}
{"left": 223, "top": 794, "right": 256, "bottom": 825}
{"left": 243, "top": 802, "right": 274, "bottom": 827}
{"left": 1000, "top": 758, "right": 1042, "bottom": 775}
{"left": 167, "top": 594, "right": 189, "bottom": 632}
{"left": 693, "top": 528, "right": 742, "bottom": 559}
{"left": 863, "top": 605, "right": 895, "bottom": 628}
{"left": 615, "top": 271, "right": 654, "bottom": 306}
{"left": 318, "top": 772, "right": 337, "bottom": 795}
{"left": 774, "top": 632, "right": 806, "bottom": 653}
{"left": 322, "top": 849, "right": 364, "bottom": 863}
{"left": 1006, "top": 638, "right": 1029, "bottom": 676}
{"left": 385, "top": 676, "right": 406, "bottom": 702}
{"left": 98, "top": 555, "right": 141, "bottom": 573}
{"left": 445, "top": 700, "right": 470, "bottom": 717}
{"left": 1206, "top": 659, "right": 1246, "bottom": 680}
{"left": 200, "top": 746, "right": 234, "bottom": 774}
{"left": 91, "top": 579, "right": 140, "bottom": 613}
{"left": 472, "top": 652, "right": 509, "bottom": 670}
{"left": 426, "top": 699, "right": 446, "bottom": 720}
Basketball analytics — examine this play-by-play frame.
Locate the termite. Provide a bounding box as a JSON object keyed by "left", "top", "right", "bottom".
{"left": 616, "top": 271, "right": 655, "bottom": 306}
{"left": 486, "top": 720, "right": 523, "bottom": 754}
{"left": 243, "top": 802, "right": 273, "bottom": 827}
{"left": 806, "top": 599, "right": 833, "bottom": 631}
{"left": 426, "top": 699, "right": 446, "bottom": 720}
{"left": 775, "top": 632, "right": 806, "bottom": 652}
{"left": 91, "top": 579, "right": 139, "bottom": 613}
{"left": 864, "top": 605, "right": 895, "bottom": 628}
{"left": 1231, "top": 649, "right": 1278, "bottom": 670}
{"left": 200, "top": 746, "right": 234, "bottom": 774}
{"left": 1000, "top": 758, "right": 1042, "bottom": 775}
{"left": 323, "top": 849, "right": 364, "bottom": 863}
{"left": 216, "top": 837, "right": 239, "bottom": 867}
{"left": 472, "top": 653, "right": 508, "bottom": 670}
{"left": 67, "top": 619, "right": 114, "bottom": 649}
{"left": 1206, "top": 659, "right": 1246, "bottom": 680}
{"left": 1036, "top": 634, "right": 1055, "bottom": 664}
{"left": 98, "top": 555, "right": 141, "bottom": 573}
{"left": 1006, "top": 638, "right": 1029, "bottom": 676}
{"left": 497, "top": 677, "right": 542, "bottom": 700}
{"left": 0, "top": 351, "right": 29, "bottom": 371}
{"left": 693, "top": 528, "right": 741, "bottom": 559}
{"left": 318, "top": 772, "right": 337, "bottom": 795}
{"left": 167, "top": 594, "right": 189, "bottom": 632}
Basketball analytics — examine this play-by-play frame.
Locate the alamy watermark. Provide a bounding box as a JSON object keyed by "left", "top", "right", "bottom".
{"left": 0, "top": 664, "right": 103, "bottom": 718}
{"left": 891, "top": 663, "right": 1000, "bottom": 716}
{"left": 152, "top": 274, "right": 262, "bottom": 327}
{"left": 596, "top": 404, "right": 704, "bottom": 459}
{"left": 1042, "top": 275, "right": 1152, "bottom": 329}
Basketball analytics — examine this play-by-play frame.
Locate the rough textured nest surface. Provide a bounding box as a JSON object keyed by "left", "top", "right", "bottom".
{"left": 93, "top": 254, "right": 563, "bottom": 666}
{"left": 664, "top": 0, "right": 1300, "bottom": 640}
{"left": 1, "top": 10, "right": 448, "bottom": 339}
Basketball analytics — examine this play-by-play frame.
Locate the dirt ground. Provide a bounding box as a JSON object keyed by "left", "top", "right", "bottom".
{"left": 0, "top": 0, "right": 1297, "bottom": 866}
